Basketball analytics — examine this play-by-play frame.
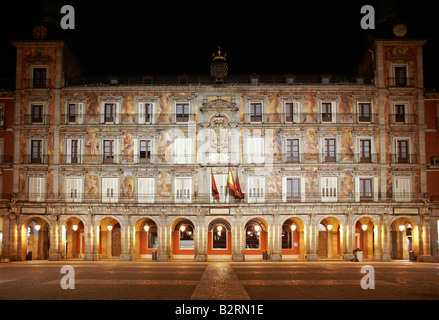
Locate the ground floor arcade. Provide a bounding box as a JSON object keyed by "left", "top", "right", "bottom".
{"left": 2, "top": 204, "right": 434, "bottom": 262}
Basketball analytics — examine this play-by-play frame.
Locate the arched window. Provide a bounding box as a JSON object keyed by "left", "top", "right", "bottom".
{"left": 282, "top": 225, "right": 292, "bottom": 249}
{"left": 212, "top": 225, "right": 227, "bottom": 249}
{"left": 176, "top": 220, "right": 194, "bottom": 249}
{"left": 147, "top": 225, "right": 158, "bottom": 249}
{"left": 245, "top": 224, "right": 261, "bottom": 249}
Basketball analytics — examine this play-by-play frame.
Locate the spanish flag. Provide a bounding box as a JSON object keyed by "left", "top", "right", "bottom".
{"left": 227, "top": 168, "right": 237, "bottom": 196}
{"left": 211, "top": 169, "right": 219, "bottom": 200}
{"left": 235, "top": 169, "right": 244, "bottom": 199}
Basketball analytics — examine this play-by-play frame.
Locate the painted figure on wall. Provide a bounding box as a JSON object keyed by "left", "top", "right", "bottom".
{"left": 84, "top": 171, "right": 99, "bottom": 200}
{"left": 303, "top": 129, "right": 318, "bottom": 161}
{"left": 121, "top": 171, "right": 135, "bottom": 201}
{"left": 339, "top": 93, "right": 353, "bottom": 123}
{"left": 340, "top": 129, "right": 354, "bottom": 161}
{"left": 341, "top": 168, "right": 354, "bottom": 201}
{"left": 121, "top": 131, "right": 134, "bottom": 163}
{"left": 267, "top": 93, "right": 281, "bottom": 122}
{"left": 302, "top": 94, "right": 317, "bottom": 123}
{"left": 121, "top": 94, "right": 135, "bottom": 123}
{"left": 305, "top": 167, "right": 319, "bottom": 201}
{"left": 85, "top": 128, "right": 99, "bottom": 162}
{"left": 157, "top": 171, "right": 172, "bottom": 199}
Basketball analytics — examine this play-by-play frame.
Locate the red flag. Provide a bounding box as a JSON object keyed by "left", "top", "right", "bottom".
{"left": 227, "top": 168, "right": 237, "bottom": 195}
{"left": 235, "top": 169, "right": 244, "bottom": 199}
{"left": 211, "top": 169, "right": 219, "bottom": 200}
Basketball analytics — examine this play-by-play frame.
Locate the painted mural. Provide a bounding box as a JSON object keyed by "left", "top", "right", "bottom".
{"left": 157, "top": 171, "right": 172, "bottom": 200}
{"left": 121, "top": 170, "right": 135, "bottom": 201}
{"left": 267, "top": 170, "right": 281, "bottom": 201}
{"left": 303, "top": 129, "right": 318, "bottom": 162}
{"left": 340, "top": 168, "right": 354, "bottom": 201}
{"left": 85, "top": 128, "right": 99, "bottom": 163}
{"left": 121, "top": 131, "right": 134, "bottom": 163}
{"left": 339, "top": 93, "right": 353, "bottom": 123}
{"left": 340, "top": 128, "right": 354, "bottom": 162}
{"left": 302, "top": 94, "right": 317, "bottom": 123}
{"left": 267, "top": 93, "right": 281, "bottom": 122}
{"left": 84, "top": 170, "right": 99, "bottom": 200}
{"left": 305, "top": 167, "right": 319, "bottom": 201}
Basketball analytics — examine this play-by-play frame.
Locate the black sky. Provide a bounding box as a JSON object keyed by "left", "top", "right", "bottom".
{"left": 0, "top": 0, "right": 438, "bottom": 89}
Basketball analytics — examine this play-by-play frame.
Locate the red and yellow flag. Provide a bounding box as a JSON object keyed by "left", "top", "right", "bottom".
{"left": 227, "top": 168, "right": 236, "bottom": 195}
{"left": 235, "top": 169, "right": 244, "bottom": 199}
{"left": 211, "top": 169, "right": 219, "bottom": 200}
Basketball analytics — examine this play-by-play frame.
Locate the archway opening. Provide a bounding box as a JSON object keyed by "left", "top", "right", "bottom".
{"left": 21, "top": 217, "right": 50, "bottom": 260}
{"left": 354, "top": 217, "right": 377, "bottom": 260}
{"left": 207, "top": 218, "right": 232, "bottom": 260}
{"left": 244, "top": 218, "right": 268, "bottom": 260}
{"left": 390, "top": 217, "right": 419, "bottom": 261}
{"left": 98, "top": 218, "right": 121, "bottom": 259}
{"left": 281, "top": 217, "right": 306, "bottom": 259}
{"left": 133, "top": 218, "right": 158, "bottom": 260}
{"left": 62, "top": 218, "right": 85, "bottom": 259}
{"left": 171, "top": 219, "right": 195, "bottom": 260}
{"left": 318, "top": 217, "right": 342, "bottom": 259}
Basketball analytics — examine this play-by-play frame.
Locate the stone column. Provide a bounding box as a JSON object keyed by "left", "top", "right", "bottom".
{"left": 195, "top": 212, "right": 207, "bottom": 262}
{"left": 120, "top": 215, "right": 131, "bottom": 261}
{"left": 157, "top": 214, "right": 170, "bottom": 261}
{"left": 48, "top": 213, "right": 61, "bottom": 261}
{"left": 270, "top": 212, "right": 282, "bottom": 261}
{"left": 307, "top": 214, "right": 318, "bottom": 261}
{"left": 232, "top": 211, "right": 244, "bottom": 261}
{"left": 381, "top": 214, "right": 391, "bottom": 261}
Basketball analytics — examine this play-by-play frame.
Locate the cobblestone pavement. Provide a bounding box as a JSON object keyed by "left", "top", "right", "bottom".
{"left": 0, "top": 260, "right": 438, "bottom": 301}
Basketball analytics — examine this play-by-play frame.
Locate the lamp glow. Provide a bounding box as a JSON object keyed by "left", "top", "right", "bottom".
{"left": 290, "top": 224, "right": 297, "bottom": 232}
{"left": 72, "top": 224, "right": 78, "bottom": 231}
{"left": 254, "top": 225, "right": 260, "bottom": 232}
{"left": 35, "top": 224, "right": 41, "bottom": 231}
{"left": 107, "top": 225, "right": 113, "bottom": 231}
{"left": 217, "top": 225, "right": 223, "bottom": 232}
{"left": 399, "top": 225, "right": 405, "bottom": 231}
{"left": 327, "top": 224, "right": 332, "bottom": 231}
{"left": 180, "top": 225, "right": 186, "bottom": 232}
{"left": 362, "top": 224, "right": 367, "bottom": 231}
{"left": 144, "top": 225, "right": 149, "bottom": 232}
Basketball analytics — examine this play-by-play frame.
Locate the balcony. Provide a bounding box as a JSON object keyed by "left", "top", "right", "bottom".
{"left": 24, "top": 78, "right": 50, "bottom": 89}
{"left": 65, "top": 74, "right": 373, "bottom": 87}
{"left": 391, "top": 154, "right": 418, "bottom": 164}
{"left": 13, "top": 191, "right": 428, "bottom": 205}
{"left": 388, "top": 77, "right": 415, "bottom": 87}
{"left": 24, "top": 114, "right": 51, "bottom": 125}
{"left": 24, "top": 154, "right": 49, "bottom": 164}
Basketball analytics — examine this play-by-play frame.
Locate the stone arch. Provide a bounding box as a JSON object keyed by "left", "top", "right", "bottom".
{"left": 170, "top": 217, "right": 195, "bottom": 260}
{"left": 243, "top": 216, "right": 269, "bottom": 259}
{"left": 389, "top": 216, "right": 420, "bottom": 260}
{"left": 96, "top": 216, "right": 123, "bottom": 259}
{"left": 281, "top": 217, "right": 307, "bottom": 259}
{"left": 133, "top": 217, "right": 159, "bottom": 260}
{"left": 317, "top": 216, "right": 343, "bottom": 259}
{"left": 352, "top": 215, "right": 379, "bottom": 260}
{"left": 19, "top": 215, "right": 52, "bottom": 261}
{"left": 61, "top": 216, "right": 87, "bottom": 259}
{"left": 207, "top": 217, "right": 232, "bottom": 260}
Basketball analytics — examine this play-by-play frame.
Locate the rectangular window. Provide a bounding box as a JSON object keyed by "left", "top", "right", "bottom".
{"left": 68, "top": 104, "right": 76, "bottom": 123}
{"left": 102, "top": 177, "right": 118, "bottom": 203}
{"left": 286, "top": 178, "right": 300, "bottom": 202}
{"left": 395, "top": 177, "right": 411, "bottom": 201}
{"left": 174, "top": 138, "right": 192, "bottom": 164}
{"left": 321, "top": 102, "right": 332, "bottom": 122}
{"left": 359, "top": 139, "right": 371, "bottom": 163}
{"left": 285, "top": 102, "right": 294, "bottom": 123}
{"left": 397, "top": 140, "right": 409, "bottom": 163}
{"left": 358, "top": 103, "right": 371, "bottom": 122}
{"left": 137, "top": 177, "right": 155, "bottom": 203}
{"left": 139, "top": 140, "right": 151, "bottom": 163}
{"left": 250, "top": 103, "right": 262, "bottom": 122}
{"left": 211, "top": 173, "right": 229, "bottom": 203}
{"left": 175, "top": 178, "right": 191, "bottom": 203}
{"left": 395, "top": 104, "right": 405, "bottom": 123}
{"left": 31, "top": 140, "right": 43, "bottom": 163}
{"left": 286, "top": 139, "right": 300, "bottom": 163}
{"left": 29, "top": 177, "right": 45, "bottom": 202}
{"left": 176, "top": 103, "right": 189, "bottom": 122}
{"left": 33, "top": 68, "right": 47, "bottom": 88}
{"left": 246, "top": 137, "right": 264, "bottom": 163}
{"left": 321, "top": 177, "right": 337, "bottom": 202}
{"left": 104, "top": 103, "right": 115, "bottom": 123}
{"left": 65, "top": 178, "right": 83, "bottom": 202}
{"left": 67, "top": 139, "right": 80, "bottom": 164}
{"left": 394, "top": 66, "right": 407, "bottom": 86}
{"left": 359, "top": 178, "right": 372, "bottom": 201}
{"left": 324, "top": 138, "right": 336, "bottom": 162}
{"left": 32, "top": 105, "right": 44, "bottom": 123}
{"left": 248, "top": 176, "right": 265, "bottom": 203}
{"left": 103, "top": 140, "right": 114, "bottom": 163}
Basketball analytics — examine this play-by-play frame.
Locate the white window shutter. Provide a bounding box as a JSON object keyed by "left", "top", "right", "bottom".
{"left": 138, "top": 103, "right": 145, "bottom": 124}
{"left": 293, "top": 102, "right": 300, "bottom": 123}
{"left": 66, "top": 139, "right": 72, "bottom": 164}
{"left": 77, "top": 103, "right": 84, "bottom": 124}
{"left": 115, "top": 103, "right": 121, "bottom": 124}
{"left": 355, "top": 177, "right": 360, "bottom": 202}
{"left": 332, "top": 101, "right": 337, "bottom": 123}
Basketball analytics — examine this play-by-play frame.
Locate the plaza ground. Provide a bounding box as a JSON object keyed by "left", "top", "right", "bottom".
{"left": 0, "top": 260, "right": 438, "bottom": 301}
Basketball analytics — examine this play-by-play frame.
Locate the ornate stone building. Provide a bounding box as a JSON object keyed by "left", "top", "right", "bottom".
{"left": 1, "top": 24, "right": 436, "bottom": 262}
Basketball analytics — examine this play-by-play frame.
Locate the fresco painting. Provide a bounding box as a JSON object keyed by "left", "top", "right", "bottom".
{"left": 303, "top": 129, "right": 318, "bottom": 161}
{"left": 121, "top": 170, "right": 135, "bottom": 201}
{"left": 340, "top": 129, "right": 354, "bottom": 161}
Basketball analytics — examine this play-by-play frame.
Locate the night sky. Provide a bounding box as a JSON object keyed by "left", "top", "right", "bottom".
{"left": 0, "top": 0, "right": 438, "bottom": 89}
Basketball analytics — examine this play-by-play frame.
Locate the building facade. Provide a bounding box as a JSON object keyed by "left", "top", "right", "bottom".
{"left": 425, "top": 92, "right": 439, "bottom": 261}
{"left": 1, "top": 36, "right": 435, "bottom": 262}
